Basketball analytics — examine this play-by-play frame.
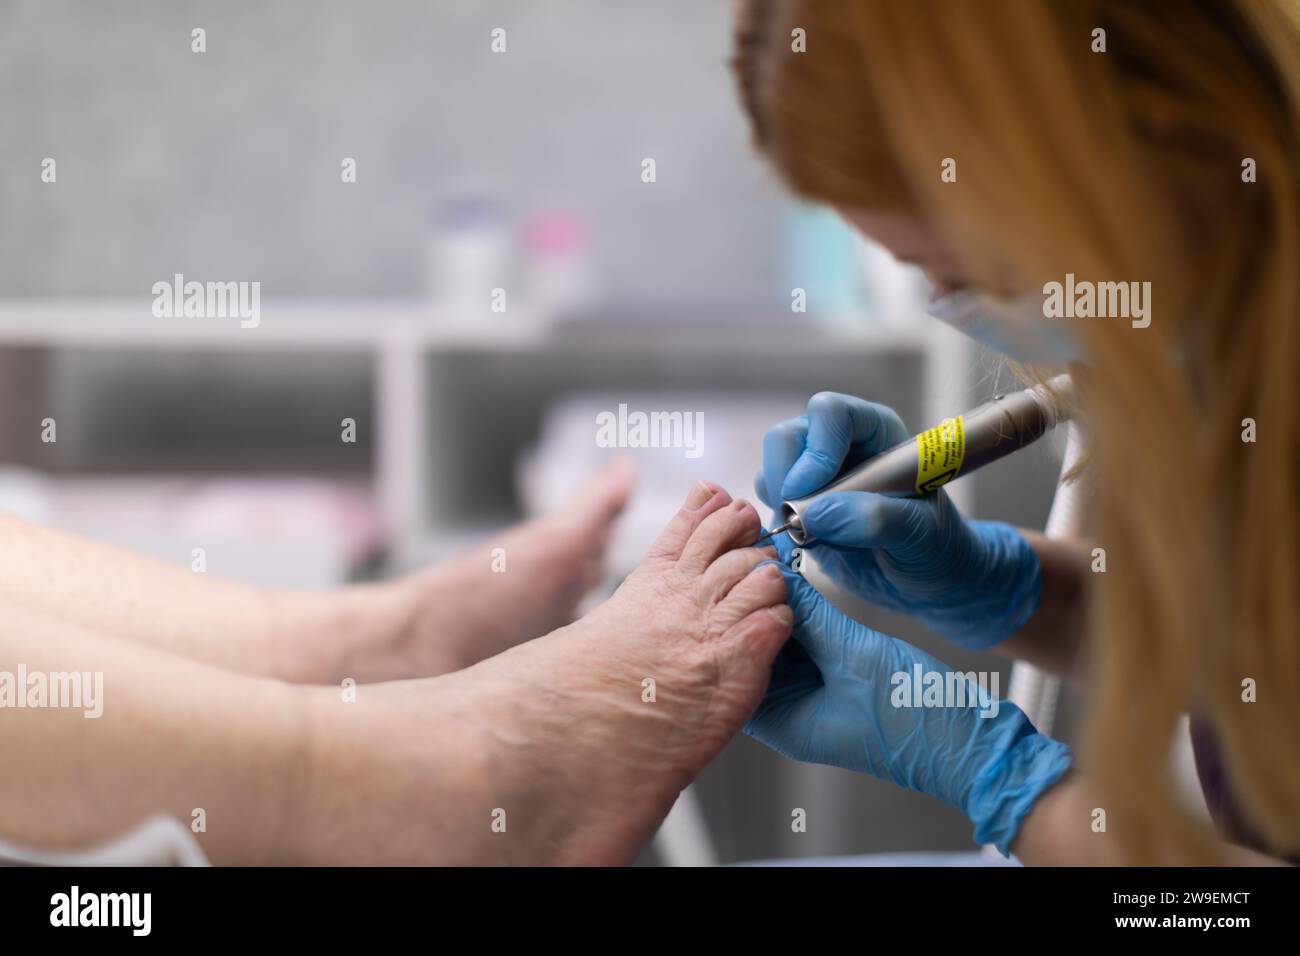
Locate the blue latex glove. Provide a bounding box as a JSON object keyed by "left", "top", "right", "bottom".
{"left": 757, "top": 392, "right": 1041, "bottom": 649}
{"left": 746, "top": 540, "right": 1072, "bottom": 855}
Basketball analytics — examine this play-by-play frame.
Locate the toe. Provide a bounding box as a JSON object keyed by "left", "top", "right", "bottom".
{"left": 643, "top": 482, "right": 731, "bottom": 564}
{"left": 718, "top": 604, "right": 794, "bottom": 684}
{"left": 699, "top": 546, "right": 777, "bottom": 604}
{"left": 677, "top": 498, "right": 762, "bottom": 574}
{"left": 712, "top": 561, "right": 787, "bottom": 631}
{"left": 566, "top": 458, "right": 636, "bottom": 534}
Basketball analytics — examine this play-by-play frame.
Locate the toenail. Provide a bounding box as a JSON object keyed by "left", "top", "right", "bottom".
{"left": 767, "top": 604, "right": 794, "bottom": 625}
{"left": 684, "top": 481, "right": 713, "bottom": 509}
{"left": 732, "top": 498, "right": 749, "bottom": 510}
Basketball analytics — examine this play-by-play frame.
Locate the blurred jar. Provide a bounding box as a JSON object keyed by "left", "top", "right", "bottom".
{"left": 423, "top": 192, "right": 511, "bottom": 316}
{"left": 524, "top": 209, "right": 596, "bottom": 322}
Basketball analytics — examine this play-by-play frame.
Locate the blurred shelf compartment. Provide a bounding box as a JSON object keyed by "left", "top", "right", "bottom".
{"left": 0, "top": 300, "right": 933, "bottom": 355}
{"left": 0, "top": 297, "right": 959, "bottom": 563}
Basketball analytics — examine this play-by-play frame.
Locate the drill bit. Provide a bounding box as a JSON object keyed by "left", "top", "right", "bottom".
{"left": 752, "top": 521, "right": 796, "bottom": 546}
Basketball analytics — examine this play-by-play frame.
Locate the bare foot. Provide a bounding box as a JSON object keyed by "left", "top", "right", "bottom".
{"left": 296, "top": 482, "right": 790, "bottom": 864}
{"left": 395, "top": 460, "right": 635, "bottom": 675}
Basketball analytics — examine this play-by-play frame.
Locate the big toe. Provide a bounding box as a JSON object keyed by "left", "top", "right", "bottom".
{"left": 566, "top": 458, "right": 636, "bottom": 534}
{"left": 677, "top": 498, "right": 763, "bottom": 574}
{"left": 643, "top": 481, "right": 732, "bottom": 563}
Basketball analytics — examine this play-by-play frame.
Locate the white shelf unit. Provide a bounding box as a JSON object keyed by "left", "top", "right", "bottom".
{"left": 0, "top": 299, "right": 973, "bottom": 565}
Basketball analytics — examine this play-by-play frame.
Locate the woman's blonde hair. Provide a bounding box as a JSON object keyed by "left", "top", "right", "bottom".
{"left": 734, "top": 0, "right": 1300, "bottom": 863}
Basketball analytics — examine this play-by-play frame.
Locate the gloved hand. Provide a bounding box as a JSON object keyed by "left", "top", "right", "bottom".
{"left": 746, "top": 539, "right": 1072, "bottom": 855}
{"left": 757, "top": 392, "right": 1041, "bottom": 649}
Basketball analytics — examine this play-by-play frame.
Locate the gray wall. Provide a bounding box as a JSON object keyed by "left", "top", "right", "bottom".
{"left": 0, "top": 0, "right": 786, "bottom": 300}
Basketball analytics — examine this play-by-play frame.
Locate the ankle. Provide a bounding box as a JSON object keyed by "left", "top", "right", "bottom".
{"left": 289, "top": 676, "right": 499, "bottom": 864}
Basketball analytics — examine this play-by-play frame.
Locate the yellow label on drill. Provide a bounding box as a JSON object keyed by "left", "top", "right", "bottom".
{"left": 915, "top": 415, "right": 965, "bottom": 494}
